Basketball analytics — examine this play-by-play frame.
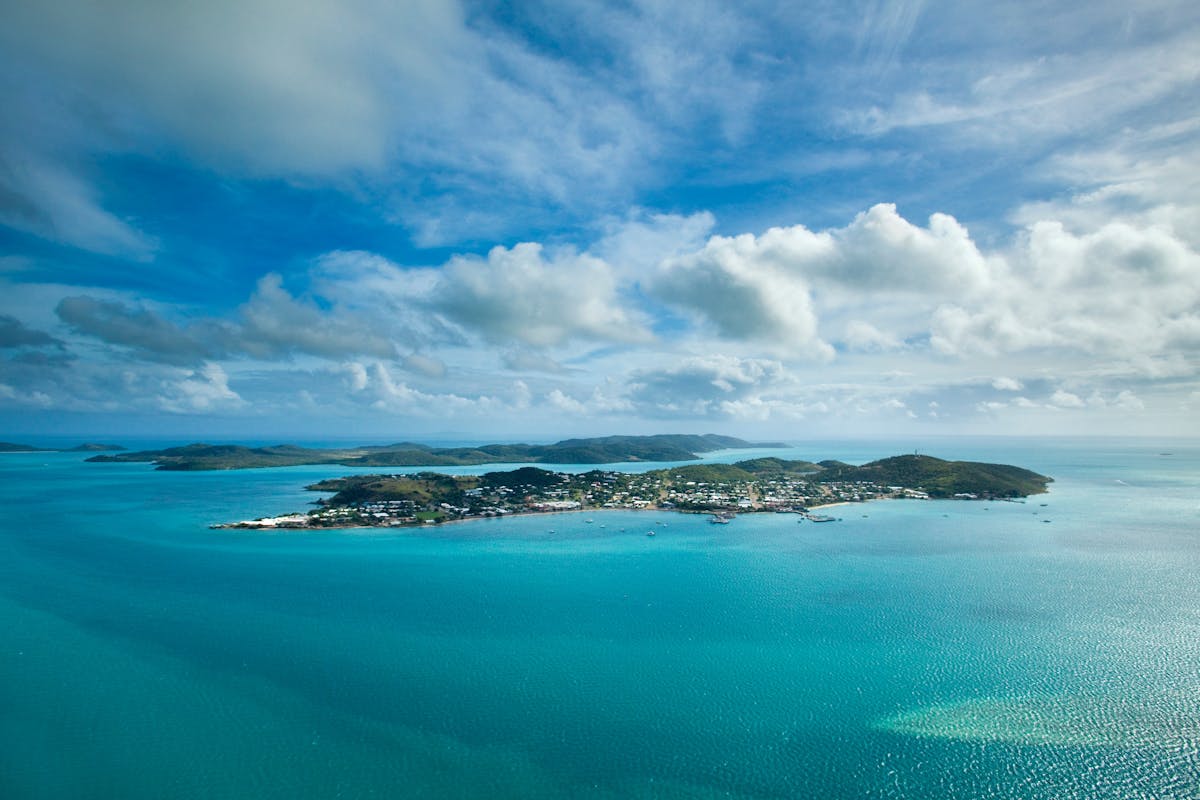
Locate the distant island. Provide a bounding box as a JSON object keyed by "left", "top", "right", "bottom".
{"left": 0, "top": 442, "right": 126, "bottom": 453}
{"left": 87, "top": 434, "right": 782, "bottom": 470}
{"left": 214, "top": 454, "right": 1052, "bottom": 530}
{"left": 0, "top": 442, "right": 49, "bottom": 453}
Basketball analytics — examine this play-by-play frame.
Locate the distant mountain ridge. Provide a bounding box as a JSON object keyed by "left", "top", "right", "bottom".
{"left": 86, "top": 434, "right": 783, "bottom": 471}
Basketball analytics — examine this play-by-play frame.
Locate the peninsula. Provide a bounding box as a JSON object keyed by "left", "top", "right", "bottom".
{"left": 87, "top": 434, "right": 781, "bottom": 470}
{"left": 214, "top": 454, "right": 1051, "bottom": 530}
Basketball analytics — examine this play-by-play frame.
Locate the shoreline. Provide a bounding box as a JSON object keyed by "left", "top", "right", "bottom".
{"left": 215, "top": 499, "right": 880, "bottom": 533}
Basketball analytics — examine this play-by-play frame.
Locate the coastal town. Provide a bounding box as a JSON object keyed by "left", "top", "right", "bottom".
{"left": 214, "top": 454, "right": 1049, "bottom": 530}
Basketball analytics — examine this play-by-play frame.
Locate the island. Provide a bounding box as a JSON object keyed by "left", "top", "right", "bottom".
{"left": 213, "top": 454, "right": 1052, "bottom": 530}
{"left": 0, "top": 442, "right": 126, "bottom": 452}
{"left": 0, "top": 442, "right": 50, "bottom": 453}
{"left": 86, "top": 434, "right": 783, "bottom": 470}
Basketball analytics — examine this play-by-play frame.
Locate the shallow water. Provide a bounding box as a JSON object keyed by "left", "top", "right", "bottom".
{"left": 1, "top": 438, "right": 1198, "bottom": 798}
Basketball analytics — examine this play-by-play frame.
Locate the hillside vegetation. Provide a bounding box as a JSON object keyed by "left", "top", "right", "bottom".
{"left": 815, "top": 455, "right": 1051, "bottom": 498}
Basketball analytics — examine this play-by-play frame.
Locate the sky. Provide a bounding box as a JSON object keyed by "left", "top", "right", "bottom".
{"left": 1, "top": 0, "right": 1198, "bottom": 442}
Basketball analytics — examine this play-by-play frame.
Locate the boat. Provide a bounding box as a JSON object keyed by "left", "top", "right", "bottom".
{"left": 806, "top": 514, "right": 837, "bottom": 523}
{"left": 709, "top": 513, "right": 735, "bottom": 524}
{"left": 646, "top": 530, "right": 656, "bottom": 537}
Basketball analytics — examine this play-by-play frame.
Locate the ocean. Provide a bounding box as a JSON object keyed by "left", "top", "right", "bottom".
{"left": 1, "top": 437, "right": 1198, "bottom": 799}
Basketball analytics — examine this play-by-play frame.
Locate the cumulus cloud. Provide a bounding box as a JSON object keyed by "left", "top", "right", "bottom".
{"left": 1049, "top": 389, "right": 1085, "bottom": 409}
{"left": 813, "top": 204, "right": 994, "bottom": 298}
{"left": 626, "top": 355, "right": 792, "bottom": 417}
{"left": 358, "top": 361, "right": 532, "bottom": 417}
{"left": 653, "top": 233, "right": 831, "bottom": 357}
{"left": 652, "top": 203, "right": 999, "bottom": 357}
{"left": 544, "top": 383, "right": 631, "bottom": 416}
{"left": 1112, "top": 390, "right": 1146, "bottom": 410}
{"left": 842, "top": 320, "right": 904, "bottom": 352}
{"left": 435, "top": 243, "right": 650, "bottom": 347}
{"left": 593, "top": 210, "right": 716, "bottom": 277}
{"left": 991, "top": 376, "right": 1023, "bottom": 391}
{"left": 931, "top": 219, "right": 1200, "bottom": 361}
{"left": 162, "top": 363, "right": 243, "bottom": 413}
{"left": 237, "top": 274, "right": 396, "bottom": 360}
{"left": 340, "top": 362, "right": 370, "bottom": 393}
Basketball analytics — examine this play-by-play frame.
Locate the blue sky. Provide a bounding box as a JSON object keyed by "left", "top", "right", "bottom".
{"left": 1, "top": 0, "right": 1198, "bottom": 441}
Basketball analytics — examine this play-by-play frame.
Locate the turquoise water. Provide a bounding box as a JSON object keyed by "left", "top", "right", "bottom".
{"left": 2, "top": 439, "right": 1199, "bottom": 798}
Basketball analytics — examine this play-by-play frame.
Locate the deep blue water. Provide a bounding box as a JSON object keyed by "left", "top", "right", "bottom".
{"left": 1, "top": 438, "right": 1198, "bottom": 798}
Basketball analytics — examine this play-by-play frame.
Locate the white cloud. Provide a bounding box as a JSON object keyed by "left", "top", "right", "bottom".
{"left": 652, "top": 203, "right": 1003, "bottom": 358}
{"left": 1113, "top": 389, "right": 1146, "bottom": 410}
{"left": 163, "top": 363, "right": 243, "bottom": 413}
{"left": 546, "top": 388, "right": 586, "bottom": 415}
{"left": 842, "top": 320, "right": 904, "bottom": 352}
{"left": 991, "top": 376, "right": 1023, "bottom": 391}
{"left": 435, "top": 242, "right": 650, "bottom": 347}
{"left": 544, "top": 382, "right": 632, "bottom": 416}
{"left": 1049, "top": 389, "right": 1085, "bottom": 409}
{"left": 812, "top": 204, "right": 994, "bottom": 298}
{"left": 593, "top": 210, "right": 716, "bottom": 278}
{"left": 653, "top": 231, "right": 831, "bottom": 358}
{"left": 626, "top": 355, "right": 798, "bottom": 417}
{"left": 341, "top": 362, "right": 370, "bottom": 392}
{"left": 930, "top": 219, "right": 1200, "bottom": 363}
{"left": 238, "top": 274, "right": 398, "bottom": 360}
{"left": 16, "top": 188, "right": 1200, "bottom": 436}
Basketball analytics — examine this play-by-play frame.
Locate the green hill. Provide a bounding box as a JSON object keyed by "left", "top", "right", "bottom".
{"left": 733, "top": 457, "right": 822, "bottom": 475}
{"left": 658, "top": 463, "right": 756, "bottom": 483}
{"left": 815, "top": 455, "right": 1051, "bottom": 498}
